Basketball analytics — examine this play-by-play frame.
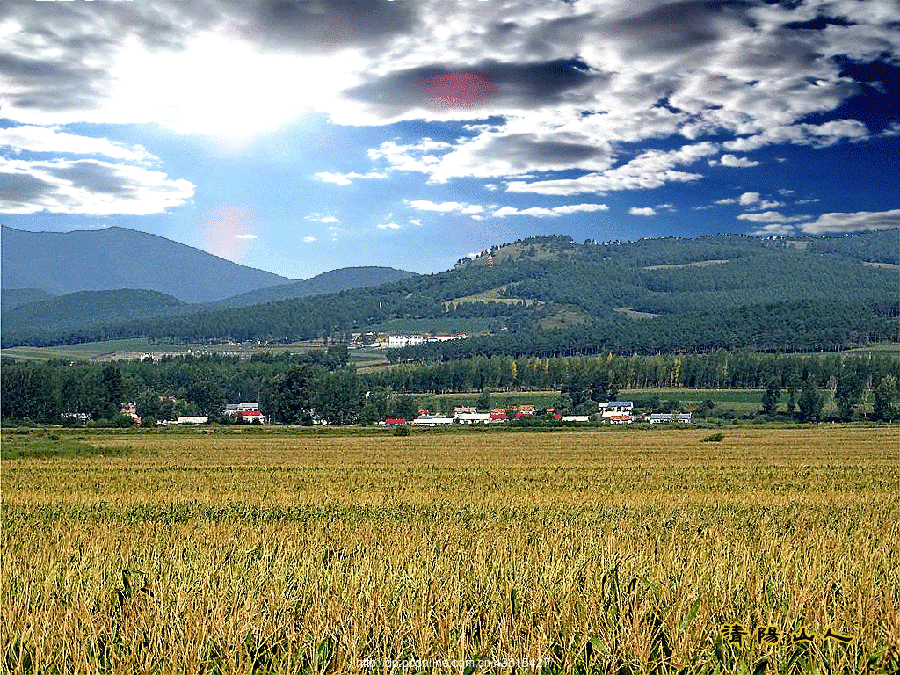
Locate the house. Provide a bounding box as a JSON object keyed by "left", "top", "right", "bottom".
{"left": 224, "top": 402, "right": 265, "bottom": 424}
{"left": 412, "top": 415, "right": 454, "bottom": 426}
{"left": 648, "top": 413, "right": 673, "bottom": 424}
{"left": 600, "top": 401, "right": 634, "bottom": 417}
{"left": 489, "top": 411, "right": 508, "bottom": 422}
{"left": 606, "top": 414, "right": 633, "bottom": 425}
{"left": 385, "top": 335, "right": 426, "bottom": 349}
{"left": 676, "top": 412, "right": 693, "bottom": 423}
{"left": 454, "top": 406, "right": 477, "bottom": 416}
{"left": 455, "top": 412, "right": 492, "bottom": 425}
{"left": 119, "top": 404, "right": 141, "bottom": 424}
{"left": 174, "top": 416, "right": 208, "bottom": 425}
{"left": 561, "top": 415, "right": 591, "bottom": 423}
{"left": 239, "top": 409, "right": 266, "bottom": 424}
{"left": 383, "top": 418, "right": 407, "bottom": 426}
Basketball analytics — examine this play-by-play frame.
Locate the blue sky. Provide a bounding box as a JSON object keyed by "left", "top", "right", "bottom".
{"left": 1, "top": 0, "right": 899, "bottom": 278}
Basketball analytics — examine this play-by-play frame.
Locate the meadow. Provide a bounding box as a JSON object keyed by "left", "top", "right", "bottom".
{"left": 2, "top": 425, "right": 898, "bottom": 673}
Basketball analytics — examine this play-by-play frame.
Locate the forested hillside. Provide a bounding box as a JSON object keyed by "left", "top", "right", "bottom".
{"left": 1, "top": 289, "right": 186, "bottom": 343}
{"left": 3, "top": 230, "right": 897, "bottom": 355}
{"left": 212, "top": 266, "right": 416, "bottom": 308}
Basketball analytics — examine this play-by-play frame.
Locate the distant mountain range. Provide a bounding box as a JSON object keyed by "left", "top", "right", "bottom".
{"left": 2, "top": 228, "right": 896, "bottom": 354}
{"left": 1, "top": 226, "right": 415, "bottom": 342}
{"left": 1, "top": 225, "right": 288, "bottom": 303}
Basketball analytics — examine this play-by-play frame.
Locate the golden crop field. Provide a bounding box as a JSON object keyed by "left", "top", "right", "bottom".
{"left": 2, "top": 426, "right": 898, "bottom": 674}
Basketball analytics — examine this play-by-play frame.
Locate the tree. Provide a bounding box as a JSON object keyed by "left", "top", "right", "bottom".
{"left": 477, "top": 387, "right": 492, "bottom": 411}
{"left": 873, "top": 375, "right": 896, "bottom": 422}
{"left": 797, "top": 378, "right": 823, "bottom": 422}
{"left": 761, "top": 378, "right": 781, "bottom": 416}
{"left": 313, "top": 369, "right": 362, "bottom": 425}
{"left": 261, "top": 364, "right": 318, "bottom": 425}
{"left": 835, "top": 367, "right": 864, "bottom": 421}
{"left": 95, "top": 365, "right": 124, "bottom": 419}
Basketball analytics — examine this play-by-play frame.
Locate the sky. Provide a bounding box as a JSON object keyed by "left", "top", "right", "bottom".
{"left": 1, "top": 0, "right": 899, "bottom": 279}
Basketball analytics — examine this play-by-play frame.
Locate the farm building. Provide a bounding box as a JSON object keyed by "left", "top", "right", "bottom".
{"left": 411, "top": 415, "right": 454, "bottom": 426}
{"left": 455, "top": 412, "right": 492, "bottom": 425}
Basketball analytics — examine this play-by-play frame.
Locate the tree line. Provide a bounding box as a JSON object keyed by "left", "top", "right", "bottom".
{"left": 2, "top": 348, "right": 897, "bottom": 425}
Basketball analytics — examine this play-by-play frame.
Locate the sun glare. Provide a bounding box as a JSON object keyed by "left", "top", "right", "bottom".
{"left": 110, "top": 33, "right": 354, "bottom": 148}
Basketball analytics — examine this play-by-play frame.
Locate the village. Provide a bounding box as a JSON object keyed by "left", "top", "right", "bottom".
{"left": 111, "top": 399, "right": 694, "bottom": 427}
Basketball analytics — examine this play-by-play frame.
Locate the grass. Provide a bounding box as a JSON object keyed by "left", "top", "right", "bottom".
{"left": 1, "top": 338, "right": 330, "bottom": 363}
{"left": 2, "top": 426, "right": 898, "bottom": 673}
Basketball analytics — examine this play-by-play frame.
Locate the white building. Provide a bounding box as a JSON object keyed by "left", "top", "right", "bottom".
{"left": 386, "top": 335, "right": 427, "bottom": 349}
{"left": 172, "top": 416, "right": 208, "bottom": 425}
{"left": 411, "top": 415, "right": 454, "bottom": 426}
{"left": 455, "top": 412, "right": 492, "bottom": 425}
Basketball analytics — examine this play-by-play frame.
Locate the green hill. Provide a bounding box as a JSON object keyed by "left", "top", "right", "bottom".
{"left": 1, "top": 288, "right": 55, "bottom": 313}
{"left": 1, "top": 289, "right": 186, "bottom": 343}
{"left": 3, "top": 230, "right": 897, "bottom": 354}
{"left": 213, "top": 266, "right": 416, "bottom": 308}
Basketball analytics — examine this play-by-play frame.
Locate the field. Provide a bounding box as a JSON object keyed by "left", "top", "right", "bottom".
{"left": 0, "top": 339, "right": 333, "bottom": 363}
{"left": 2, "top": 426, "right": 898, "bottom": 674}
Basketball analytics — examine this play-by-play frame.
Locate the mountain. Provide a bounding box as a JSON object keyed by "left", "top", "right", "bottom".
{"left": 214, "top": 266, "right": 417, "bottom": 308}
{"left": 3, "top": 230, "right": 897, "bottom": 354}
{"left": 1, "top": 225, "right": 287, "bottom": 303}
{"left": 1, "top": 288, "right": 55, "bottom": 313}
{"left": 1, "top": 289, "right": 186, "bottom": 343}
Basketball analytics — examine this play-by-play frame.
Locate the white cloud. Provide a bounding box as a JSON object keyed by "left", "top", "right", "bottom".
{"left": 506, "top": 142, "right": 718, "bottom": 196}
{"left": 2, "top": 0, "right": 895, "bottom": 202}
{"left": 715, "top": 198, "right": 737, "bottom": 205}
{"left": 303, "top": 236, "right": 317, "bottom": 243}
{"left": 406, "top": 199, "right": 484, "bottom": 215}
{"left": 493, "top": 203, "right": 608, "bottom": 218}
{"left": 629, "top": 207, "right": 657, "bottom": 216}
{"left": 0, "top": 157, "right": 194, "bottom": 215}
{"left": 724, "top": 120, "right": 870, "bottom": 152}
{"left": 737, "top": 192, "right": 782, "bottom": 209}
{"left": 305, "top": 213, "right": 340, "bottom": 223}
{"left": 797, "top": 209, "right": 900, "bottom": 235}
{"left": 737, "top": 211, "right": 810, "bottom": 223}
{"left": 377, "top": 222, "right": 401, "bottom": 230}
{"left": 0, "top": 126, "right": 155, "bottom": 162}
{"left": 314, "top": 171, "right": 387, "bottom": 185}
{"left": 713, "top": 154, "right": 759, "bottom": 168}
{"left": 748, "top": 223, "right": 798, "bottom": 237}
{"left": 234, "top": 234, "right": 257, "bottom": 240}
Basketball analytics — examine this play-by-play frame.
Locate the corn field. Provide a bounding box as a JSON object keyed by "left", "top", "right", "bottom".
{"left": 2, "top": 425, "right": 898, "bottom": 673}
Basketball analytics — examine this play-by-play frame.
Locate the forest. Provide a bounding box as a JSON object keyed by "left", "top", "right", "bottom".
{"left": 2, "top": 348, "right": 897, "bottom": 426}
{"left": 2, "top": 231, "right": 897, "bottom": 356}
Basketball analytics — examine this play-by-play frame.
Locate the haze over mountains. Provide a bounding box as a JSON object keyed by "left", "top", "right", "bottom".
{"left": 1, "top": 226, "right": 289, "bottom": 303}
{"left": 1, "top": 225, "right": 896, "bottom": 353}
{"left": 1, "top": 226, "right": 415, "bottom": 338}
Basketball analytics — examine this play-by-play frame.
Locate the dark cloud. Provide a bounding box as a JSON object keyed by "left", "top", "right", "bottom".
{"left": 44, "top": 162, "right": 138, "bottom": 197}
{"left": 344, "top": 59, "right": 607, "bottom": 117}
{"left": 0, "top": 53, "right": 107, "bottom": 112}
{"left": 0, "top": 172, "right": 59, "bottom": 206}
{"left": 488, "top": 134, "right": 607, "bottom": 164}
{"left": 607, "top": 0, "right": 748, "bottom": 55}
{"left": 241, "top": 0, "right": 416, "bottom": 50}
